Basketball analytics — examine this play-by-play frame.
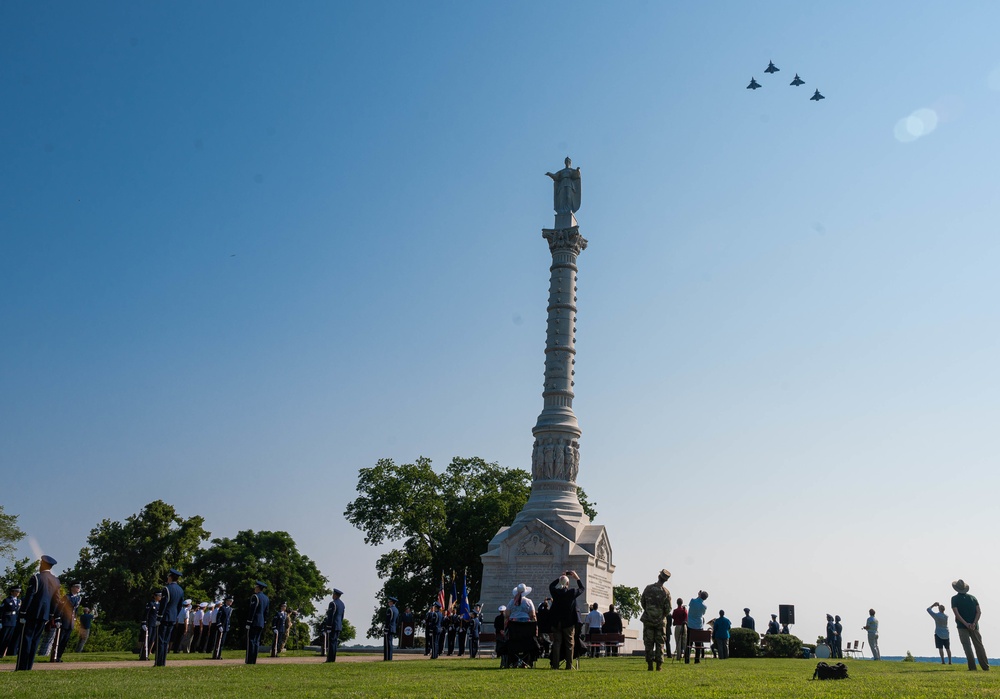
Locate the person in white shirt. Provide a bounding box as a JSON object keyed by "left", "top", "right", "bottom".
{"left": 586, "top": 603, "right": 605, "bottom": 657}
{"left": 179, "top": 600, "right": 193, "bottom": 652}
{"left": 927, "top": 603, "right": 952, "bottom": 665}
{"left": 862, "top": 609, "right": 880, "bottom": 660}
{"left": 190, "top": 603, "right": 206, "bottom": 653}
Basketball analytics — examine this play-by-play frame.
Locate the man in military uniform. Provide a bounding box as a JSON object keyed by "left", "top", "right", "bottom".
{"left": 324, "top": 588, "right": 345, "bottom": 662}
{"left": 155, "top": 568, "right": 184, "bottom": 667}
{"left": 384, "top": 596, "right": 398, "bottom": 661}
{"left": 139, "top": 591, "right": 162, "bottom": 661}
{"left": 52, "top": 582, "right": 82, "bottom": 661}
{"left": 640, "top": 568, "right": 672, "bottom": 671}
{"left": 16, "top": 555, "right": 61, "bottom": 671}
{"left": 741, "top": 608, "right": 755, "bottom": 631}
{"left": 212, "top": 595, "right": 233, "bottom": 659}
{"left": 245, "top": 581, "right": 269, "bottom": 665}
{"left": 425, "top": 603, "right": 441, "bottom": 658}
{"left": 271, "top": 602, "right": 288, "bottom": 657}
{"left": 0, "top": 585, "right": 21, "bottom": 658}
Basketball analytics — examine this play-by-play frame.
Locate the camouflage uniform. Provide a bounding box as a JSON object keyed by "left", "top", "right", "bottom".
{"left": 640, "top": 571, "right": 672, "bottom": 669}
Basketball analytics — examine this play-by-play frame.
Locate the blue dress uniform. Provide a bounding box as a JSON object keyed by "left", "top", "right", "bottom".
{"left": 271, "top": 605, "right": 288, "bottom": 657}
{"left": 427, "top": 603, "right": 443, "bottom": 659}
{"left": 469, "top": 612, "right": 482, "bottom": 658}
{"left": 155, "top": 569, "right": 184, "bottom": 667}
{"left": 0, "top": 587, "right": 21, "bottom": 658}
{"left": 54, "top": 586, "right": 82, "bottom": 661}
{"left": 383, "top": 598, "right": 398, "bottom": 661}
{"left": 213, "top": 598, "right": 233, "bottom": 659}
{"left": 324, "top": 590, "right": 345, "bottom": 662}
{"left": 139, "top": 594, "right": 161, "bottom": 660}
{"left": 245, "top": 582, "right": 269, "bottom": 665}
{"left": 15, "top": 556, "right": 61, "bottom": 671}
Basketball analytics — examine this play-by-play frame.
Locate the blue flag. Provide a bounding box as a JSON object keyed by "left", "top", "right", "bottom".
{"left": 459, "top": 573, "right": 471, "bottom": 619}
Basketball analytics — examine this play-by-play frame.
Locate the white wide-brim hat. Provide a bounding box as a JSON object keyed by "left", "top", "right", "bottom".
{"left": 512, "top": 583, "right": 532, "bottom": 596}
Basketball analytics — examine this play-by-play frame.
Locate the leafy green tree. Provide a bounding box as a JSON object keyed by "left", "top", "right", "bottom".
{"left": 612, "top": 584, "right": 642, "bottom": 623}
{"left": 0, "top": 505, "right": 26, "bottom": 562}
{"left": 1, "top": 556, "right": 38, "bottom": 594}
{"left": 345, "top": 455, "right": 596, "bottom": 638}
{"left": 62, "top": 500, "right": 210, "bottom": 623}
{"left": 186, "top": 529, "right": 330, "bottom": 648}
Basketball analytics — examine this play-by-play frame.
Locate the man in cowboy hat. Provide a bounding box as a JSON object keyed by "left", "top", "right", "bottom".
{"left": 951, "top": 579, "right": 990, "bottom": 671}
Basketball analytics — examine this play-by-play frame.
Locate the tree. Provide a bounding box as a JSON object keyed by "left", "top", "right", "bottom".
{"left": 1, "top": 556, "right": 38, "bottom": 594}
{"left": 62, "top": 500, "right": 210, "bottom": 623}
{"left": 186, "top": 529, "right": 330, "bottom": 648}
{"left": 345, "top": 455, "right": 597, "bottom": 638}
{"left": 0, "top": 505, "right": 26, "bottom": 563}
{"left": 612, "top": 584, "right": 642, "bottom": 623}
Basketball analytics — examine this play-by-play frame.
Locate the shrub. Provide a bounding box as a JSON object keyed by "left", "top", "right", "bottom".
{"left": 761, "top": 633, "right": 803, "bottom": 658}
{"left": 82, "top": 621, "right": 139, "bottom": 653}
{"left": 904, "top": 650, "right": 915, "bottom": 662}
{"left": 728, "top": 628, "right": 760, "bottom": 658}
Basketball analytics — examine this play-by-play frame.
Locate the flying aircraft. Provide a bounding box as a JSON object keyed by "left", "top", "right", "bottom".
{"left": 810, "top": 89, "right": 825, "bottom": 101}
{"left": 790, "top": 74, "right": 805, "bottom": 86}
{"left": 765, "top": 61, "right": 779, "bottom": 74}
{"left": 747, "top": 77, "right": 762, "bottom": 90}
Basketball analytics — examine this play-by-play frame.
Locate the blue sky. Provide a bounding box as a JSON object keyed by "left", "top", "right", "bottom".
{"left": 3, "top": 1, "right": 1000, "bottom": 653}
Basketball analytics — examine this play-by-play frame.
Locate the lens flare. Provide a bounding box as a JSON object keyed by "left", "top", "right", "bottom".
{"left": 894, "top": 108, "right": 938, "bottom": 143}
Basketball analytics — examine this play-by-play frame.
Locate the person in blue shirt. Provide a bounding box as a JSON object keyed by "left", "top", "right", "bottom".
{"left": 713, "top": 611, "right": 732, "bottom": 659}
{"left": 245, "top": 581, "right": 269, "bottom": 665}
{"left": 155, "top": 569, "right": 184, "bottom": 667}
{"left": 685, "top": 590, "right": 709, "bottom": 664}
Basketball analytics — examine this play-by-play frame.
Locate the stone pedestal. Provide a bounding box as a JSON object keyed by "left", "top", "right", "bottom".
{"left": 480, "top": 161, "right": 613, "bottom": 619}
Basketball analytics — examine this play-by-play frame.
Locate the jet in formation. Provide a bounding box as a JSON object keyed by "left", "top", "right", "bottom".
{"left": 765, "top": 61, "right": 779, "bottom": 74}
{"left": 746, "top": 61, "right": 824, "bottom": 100}
{"left": 790, "top": 73, "right": 805, "bottom": 86}
{"left": 747, "top": 77, "right": 762, "bottom": 90}
{"left": 810, "top": 89, "right": 825, "bottom": 101}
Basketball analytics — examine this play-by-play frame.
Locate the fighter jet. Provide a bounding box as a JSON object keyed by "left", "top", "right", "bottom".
{"left": 747, "top": 77, "right": 762, "bottom": 90}
{"left": 810, "top": 89, "right": 825, "bottom": 101}
{"left": 790, "top": 74, "right": 805, "bottom": 86}
{"left": 764, "top": 61, "right": 779, "bottom": 74}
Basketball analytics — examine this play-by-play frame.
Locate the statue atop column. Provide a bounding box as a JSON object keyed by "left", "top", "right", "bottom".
{"left": 545, "top": 157, "right": 581, "bottom": 216}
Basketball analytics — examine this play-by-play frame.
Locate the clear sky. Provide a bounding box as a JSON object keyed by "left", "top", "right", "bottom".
{"left": 3, "top": 0, "right": 999, "bottom": 655}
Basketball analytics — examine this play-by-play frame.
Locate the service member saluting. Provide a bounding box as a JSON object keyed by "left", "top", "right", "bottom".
{"left": 245, "top": 581, "right": 269, "bottom": 665}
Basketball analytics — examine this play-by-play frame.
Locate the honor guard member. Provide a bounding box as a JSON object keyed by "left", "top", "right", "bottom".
{"left": 428, "top": 602, "right": 444, "bottom": 660}
{"left": 16, "top": 555, "right": 61, "bottom": 671}
{"left": 52, "top": 582, "right": 82, "bottom": 662}
{"left": 140, "top": 591, "right": 162, "bottom": 660}
{"left": 213, "top": 595, "right": 234, "bottom": 659}
{"left": 245, "top": 581, "right": 269, "bottom": 664}
{"left": 0, "top": 586, "right": 22, "bottom": 658}
{"left": 155, "top": 568, "right": 184, "bottom": 667}
{"left": 384, "top": 596, "right": 399, "bottom": 661}
{"left": 456, "top": 612, "right": 468, "bottom": 656}
{"left": 468, "top": 610, "right": 482, "bottom": 658}
{"left": 200, "top": 602, "right": 216, "bottom": 653}
{"left": 190, "top": 602, "right": 205, "bottom": 653}
{"left": 324, "top": 588, "right": 346, "bottom": 662}
{"left": 271, "top": 603, "right": 288, "bottom": 657}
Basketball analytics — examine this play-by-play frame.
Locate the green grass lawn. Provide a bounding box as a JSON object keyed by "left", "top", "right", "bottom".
{"left": 2, "top": 656, "right": 998, "bottom": 698}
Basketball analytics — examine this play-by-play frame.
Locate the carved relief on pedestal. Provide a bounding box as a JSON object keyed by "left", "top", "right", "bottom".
{"left": 596, "top": 535, "right": 611, "bottom": 564}
{"left": 516, "top": 533, "right": 553, "bottom": 556}
{"left": 531, "top": 436, "right": 582, "bottom": 482}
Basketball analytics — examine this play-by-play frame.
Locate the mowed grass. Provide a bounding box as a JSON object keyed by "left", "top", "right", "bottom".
{"left": 3, "top": 655, "right": 999, "bottom": 698}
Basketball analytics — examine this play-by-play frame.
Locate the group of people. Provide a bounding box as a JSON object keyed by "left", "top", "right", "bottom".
{"left": 422, "top": 599, "right": 483, "bottom": 660}
{"left": 922, "top": 579, "right": 989, "bottom": 671}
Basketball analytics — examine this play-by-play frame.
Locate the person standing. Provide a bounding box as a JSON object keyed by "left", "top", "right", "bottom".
{"left": 139, "top": 591, "right": 162, "bottom": 661}
{"left": 863, "top": 608, "right": 881, "bottom": 660}
{"left": 833, "top": 615, "right": 844, "bottom": 659}
{"left": 171, "top": 599, "right": 189, "bottom": 653}
{"left": 213, "top": 596, "right": 233, "bottom": 659}
{"left": 15, "top": 555, "right": 61, "bottom": 672}
{"left": 53, "top": 582, "right": 81, "bottom": 661}
{"left": 189, "top": 603, "right": 204, "bottom": 654}
{"left": 179, "top": 600, "right": 194, "bottom": 653}
{"left": 201, "top": 602, "right": 217, "bottom": 654}
{"left": 491, "top": 605, "right": 505, "bottom": 666}
{"left": 767, "top": 614, "right": 780, "bottom": 634}
{"left": 76, "top": 607, "right": 95, "bottom": 653}
{"left": 586, "top": 603, "right": 604, "bottom": 657}
{"left": 456, "top": 612, "right": 468, "bottom": 657}
{"left": 324, "top": 588, "right": 345, "bottom": 663}
{"left": 468, "top": 610, "right": 482, "bottom": 658}
{"left": 272, "top": 603, "right": 289, "bottom": 657}
{"left": 640, "top": 569, "right": 672, "bottom": 671}
{"left": 384, "top": 597, "right": 398, "bottom": 661}
{"left": 740, "top": 608, "right": 755, "bottom": 631}
{"left": 0, "top": 585, "right": 21, "bottom": 658}
{"left": 671, "top": 599, "right": 687, "bottom": 661}
{"left": 155, "top": 568, "right": 184, "bottom": 667}
{"left": 445, "top": 611, "right": 458, "bottom": 656}
{"left": 685, "top": 590, "right": 709, "bottom": 664}
{"left": 951, "top": 579, "right": 989, "bottom": 671}
{"left": 713, "top": 611, "right": 732, "bottom": 660}
{"left": 549, "top": 571, "right": 584, "bottom": 670}
{"left": 825, "top": 614, "right": 836, "bottom": 654}
{"left": 926, "top": 603, "right": 951, "bottom": 665}
{"left": 603, "top": 604, "right": 623, "bottom": 657}
{"left": 245, "top": 581, "right": 269, "bottom": 665}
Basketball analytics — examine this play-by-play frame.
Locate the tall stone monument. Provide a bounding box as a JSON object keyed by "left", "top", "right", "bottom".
{"left": 480, "top": 158, "right": 614, "bottom": 616}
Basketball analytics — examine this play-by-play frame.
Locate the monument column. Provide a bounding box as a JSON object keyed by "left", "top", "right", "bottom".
{"left": 480, "top": 158, "right": 613, "bottom": 618}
